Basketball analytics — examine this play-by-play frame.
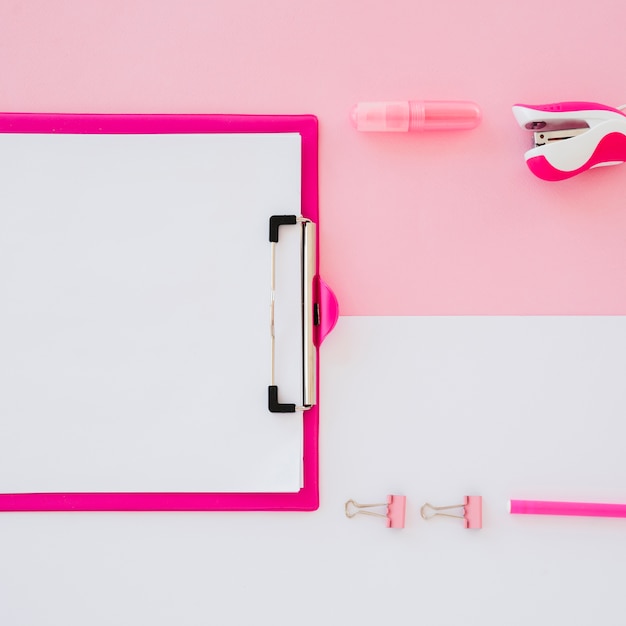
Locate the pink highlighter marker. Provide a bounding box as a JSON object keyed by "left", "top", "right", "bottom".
{"left": 509, "top": 499, "right": 626, "bottom": 519}
{"left": 351, "top": 100, "right": 481, "bottom": 132}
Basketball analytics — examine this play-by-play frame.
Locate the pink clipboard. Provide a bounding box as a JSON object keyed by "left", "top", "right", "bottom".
{"left": 0, "top": 112, "right": 339, "bottom": 512}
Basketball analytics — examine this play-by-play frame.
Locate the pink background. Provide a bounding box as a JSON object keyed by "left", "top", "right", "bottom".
{"left": 2, "top": 0, "right": 626, "bottom": 317}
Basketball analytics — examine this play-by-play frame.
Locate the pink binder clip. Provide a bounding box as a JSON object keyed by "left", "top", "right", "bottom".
{"left": 420, "top": 495, "right": 482, "bottom": 529}
{"left": 345, "top": 494, "right": 406, "bottom": 529}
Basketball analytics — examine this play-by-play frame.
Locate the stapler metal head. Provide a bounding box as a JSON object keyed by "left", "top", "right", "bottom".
{"left": 512, "top": 101, "right": 626, "bottom": 181}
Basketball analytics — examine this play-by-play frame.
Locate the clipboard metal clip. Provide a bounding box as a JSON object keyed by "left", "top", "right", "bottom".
{"left": 268, "top": 215, "right": 317, "bottom": 413}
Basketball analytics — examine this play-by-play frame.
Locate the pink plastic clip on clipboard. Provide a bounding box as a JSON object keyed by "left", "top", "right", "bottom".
{"left": 0, "top": 113, "right": 339, "bottom": 513}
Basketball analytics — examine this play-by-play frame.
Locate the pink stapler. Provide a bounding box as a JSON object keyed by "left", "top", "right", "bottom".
{"left": 512, "top": 101, "right": 626, "bottom": 181}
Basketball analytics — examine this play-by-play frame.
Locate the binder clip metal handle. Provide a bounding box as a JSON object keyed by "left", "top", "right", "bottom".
{"left": 420, "top": 495, "right": 482, "bottom": 529}
{"left": 345, "top": 494, "right": 406, "bottom": 529}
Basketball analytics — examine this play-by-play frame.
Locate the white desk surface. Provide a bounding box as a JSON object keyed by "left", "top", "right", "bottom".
{"left": 2, "top": 315, "right": 625, "bottom": 626}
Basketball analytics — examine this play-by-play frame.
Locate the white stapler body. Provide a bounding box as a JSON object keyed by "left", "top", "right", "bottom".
{"left": 512, "top": 102, "right": 626, "bottom": 181}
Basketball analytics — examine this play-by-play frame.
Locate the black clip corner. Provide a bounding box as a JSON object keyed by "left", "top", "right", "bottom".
{"left": 268, "top": 385, "right": 296, "bottom": 413}
{"left": 269, "top": 215, "right": 297, "bottom": 243}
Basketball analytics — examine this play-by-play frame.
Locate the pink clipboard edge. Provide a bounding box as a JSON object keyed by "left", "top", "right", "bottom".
{"left": 0, "top": 112, "right": 337, "bottom": 512}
